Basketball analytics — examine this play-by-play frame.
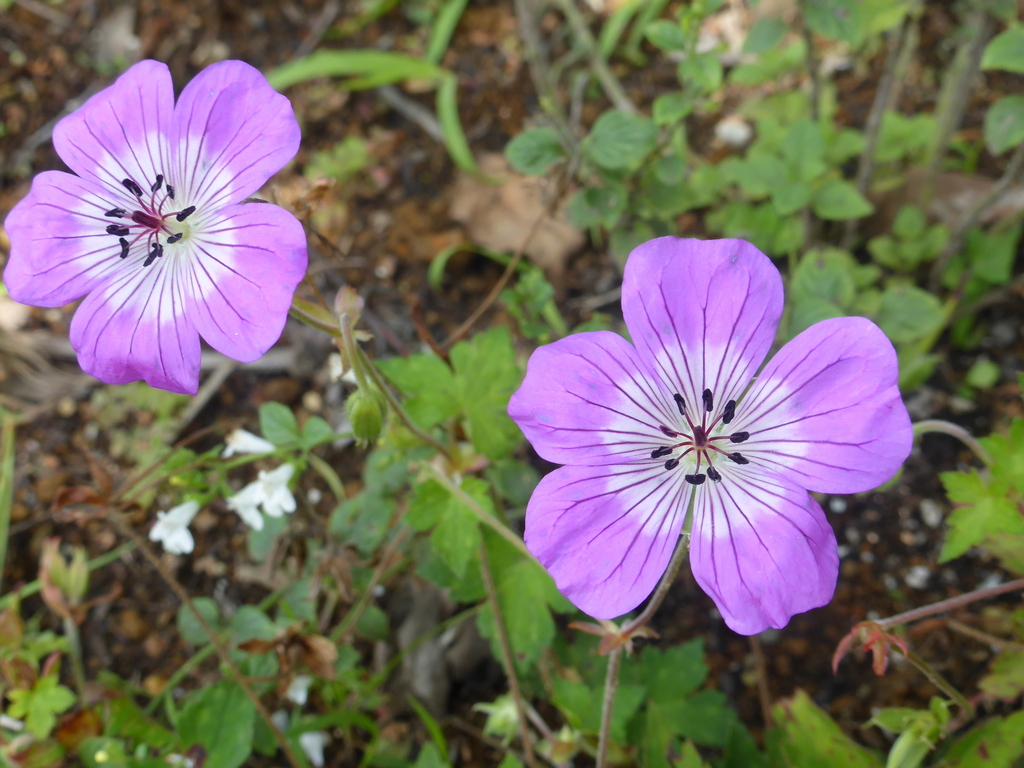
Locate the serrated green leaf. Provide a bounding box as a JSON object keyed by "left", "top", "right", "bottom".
{"left": 7, "top": 675, "right": 76, "bottom": 738}
{"left": 586, "top": 110, "right": 658, "bottom": 170}
{"left": 552, "top": 678, "right": 645, "bottom": 741}
{"left": 450, "top": 327, "right": 522, "bottom": 460}
{"left": 940, "top": 493, "right": 1024, "bottom": 561}
{"left": 178, "top": 682, "right": 255, "bottom": 768}
{"left": 768, "top": 690, "right": 884, "bottom": 768}
{"left": 505, "top": 127, "right": 565, "bottom": 175}
{"left": 936, "top": 710, "right": 1024, "bottom": 767}
{"left": 811, "top": 179, "right": 874, "bottom": 220}
{"left": 978, "top": 650, "right": 1024, "bottom": 700}
{"left": 378, "top": 354, "right": 458, "bottom": 429}
{"left": 984, "top": 95, "right": 1024, "bottom": 155}
{"left": 982, "top": 28, "right": 1024, "bottom": 74}
{"left": 872, "top": 284, "right": 945, "bottom": 345}
{"left": 259, "top": 402, "right": 300, "bottom": 447}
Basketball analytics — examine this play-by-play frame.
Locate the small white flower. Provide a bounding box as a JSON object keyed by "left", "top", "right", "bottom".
{"left": 149, "top": 501, "right": 200, "bottom": 555}
{"left": 286, "top": 675, "right": 312, "bottom": 706}
{"left": 299, "top": 731, "right": 330, "bottom": 768}
{"left": 226, "top": 463, "right": 295, "bottom": 530}
{"left": 222, "top": 429, "right": 276, "bottom": 458}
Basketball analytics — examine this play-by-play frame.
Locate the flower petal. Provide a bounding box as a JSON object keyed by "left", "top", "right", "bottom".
{"left": 690, "top": 467, "right": 838, "bottom": 635}
{"left": 508, "top": 331, "right": 677, "bottom": 466}
{"left": 621, "top": 237, "right": 783, "bottom": 417}
{"left": 69, "top": 258, "right": 201, "bottom": 394}
{"left": 525, "top": 462, "right": 690, "bottom": 620}
{"left": 170, "top": 60, "right": 300, "bottom": 209}
{"left": 731, "top": 317, "right": 911, "bottom": 494}
{"left": 3, "top": 172, "right": 135, "bottom": 307}
{"left": 53, "top": 60, "right": 174, "bottom": 196}
{"left": 183, "top": 203, "right": 306, "bottom": 361}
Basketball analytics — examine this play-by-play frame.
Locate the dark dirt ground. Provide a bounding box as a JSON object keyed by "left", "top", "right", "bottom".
{"left": 3, "top": 0, "right": 1024, "bottom": 764}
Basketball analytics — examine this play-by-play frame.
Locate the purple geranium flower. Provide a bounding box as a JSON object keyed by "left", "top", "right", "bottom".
{"left": 509, "top": 238, "right": 912, "bottom": 635}
{"left": 3, "top": 59, "right": 307, "bottom": 395}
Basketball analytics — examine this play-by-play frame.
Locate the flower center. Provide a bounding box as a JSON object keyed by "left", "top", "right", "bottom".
{"left": 102, "top": 174, "right": 195, "bottom": 267}
{"left": 651, "top": 388, "right": 750, "bottom": 485}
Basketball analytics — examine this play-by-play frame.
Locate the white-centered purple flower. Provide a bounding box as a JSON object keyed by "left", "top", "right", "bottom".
{"left": 3, "top": 59, "right": 307, "bottom": 395}
{"left": 508, "top": 238, "right": 912, "bottom": 635}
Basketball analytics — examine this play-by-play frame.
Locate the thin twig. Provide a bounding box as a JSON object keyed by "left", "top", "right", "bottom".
{"left": 801, "top": 22, "right": 820, "bottom": 122}
{"left": 105, "top": 508, "right": 305, "bottom": 768}
{"left": 440, "top": 170, "right": 571, "bottom": 350}
{"left": 878, "top": 577, "right": 1024, "bottom": 629}
{"left": 921, "top": 10, "right": 996, "bottom": 210}
{"left": 513, "top": 0, "right": 575, "bottom": 146}
{"left": 929, "top": 139, "right": 1024, "bottom": 289}
{"left": 946, "top": 618, "right": 1024, "bottom": 652}
{"left": 842, "top": 15, "right": 914, "bottom": 250}
{"left": 377, "top": 85, "right": 445, "bottom": 142}
{"left": 594, "top": 536, "right": 690, "bottom": 767}
{"left": 595, "top": 648, "right": 622, "bottom": 768}
{"left": 479, "top": 544, "right": 538, "bottom": 768}
{"left": 549, "top": 0, "right": 638, "bottom": 115}
{"left": 749, "top": 635, "right": 774, "bottom": 728}
{"left": 913, "top": 419, "right": 992, "bottom": 466}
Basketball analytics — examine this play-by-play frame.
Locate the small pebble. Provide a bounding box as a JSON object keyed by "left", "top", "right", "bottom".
{"left": 919, "top": 499, "right": 944, "bottom": 529}
{"left": 837, "top": 545, "right": 851, "bottom": 559}
{"left": 860, "top": 550, "right": 875, "bottom": 563}
{"left": 845, "top": 526, "right": 861, "bottom": 544}
{"left": 714, "top": 115, "right": 753, "bottom": 147}
{"left": 829, "top": 497, "right": 847, "bottom": 514}
{"left": 306, "top": 488, "right": 323, "bottom": 504}
{"left": 883, "top": 574, "right": 898, "bottom": 590}
{"left": 905, "top": 565, "right": 931, "bottom": 590}
{"left": 978, "top": 572, "right": 1004, "bottom": 590}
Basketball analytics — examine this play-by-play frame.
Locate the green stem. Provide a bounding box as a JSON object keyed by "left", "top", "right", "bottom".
{"left": 308, "top": 453, "right": 346, "bottom": 503}
{"left": 480, "top": 543, "right": 537, "bottom": 768}
{"left": 901, "top": 647, "right": 974, "bottom": 719}
{"left": 913, "top": 419, "right": 991, "bottom": 466}
{"left": 0, "top": 408, "right": 16, "bottom": 593}
{"left": 62, "top": 616, "right": 88, "bottom": 700}
{"left": 421, "top": 463, "right": 538, "bottom": 565}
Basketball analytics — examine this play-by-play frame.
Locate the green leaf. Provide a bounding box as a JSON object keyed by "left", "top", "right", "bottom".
{"left": 678, "top": 53, "right": 723, "bottom": 93}
{"left": 802, "top": 0, "right": 868, "bottom": 46}
{"left": 505, "top": 127, "right": 566, "bottom": 175}
{"left": 437, "top": 73, "right": 480, "bottom": 174}
{"left": 767, "top": 690, "right": 884, "bottom": 768}
{"left": 413, "top": 742, "right": 451, "bottom": 768}
{"left": 178, "top": 682, "right": 255, "bottom": 768}
{"left": 984, "top": 96, "right": 1024, "bottom": 155}
{"left": 79, "top": 738, "right": 128, "bottom": 768}
{"left": 791, "top": 248, "right": 857, "bottom": 309}
{"left": 965, "top": 358, "right": 1001, "bottom": 389}
{"left": 425, "top": 0, "right": 468, "bottom": 65}
{"left": 230, "top": 606, "right": 278, "bottom": 644}
{"left": 645, "top": 20, "right": 687, "bottom": 51}
{"left": 586, "top": 110, "right": 658, "bottom": 170}
{"left": 811, "top": 179, "right": 874, "bottom": 220}
{"left": 978, "top": 650, "right": 1024, "bottom": 700}
{"left": 743, "top": 17, "right": 787, "bottom": 54}
{"left": 937, "top": 710, "right": 1024, "bottom": 767}
{"left": 300, "top": 416, "right": 335, "bottom": 450}
{"left": 378, "top": 353, "right": 458, "bottom": 429}
{"left": 940, "top": 491, "right": 1024, "bottom": 561}
{"left": 259, "top": 402, "right": 300, "bottom": 447}
{"left": 893, "top": 205, "right": 927, "bottom": 240}
{"left": 7, "top": 675, "right": 76, "bottom": 738}
{"left": 771, "top": 181, "right": 812, "bottom": 216}
{"left": 177, "top": 597, "right": 222, "bottom": 645}
{"left": 872, "top": 283, "right": 945, "bottom": 345}
{"left": 356, "top": 604, "right": 390, "bottom": 641}
{"left": 653, "top": 92, "right": 694, "bottom": 125}
{"left": 552, "top": 678, "right": 645, "bottom": 741}
{"left": 982, "top": 28, "right": 1024, "bottom": 74}
{"left": 407, "top": 479, "right": 483, "bottom": 578}
{"left": 267, "top": 49, "right": 444, "bottom": 91}
{"left": 450, "top": 327, "right": 523, "bottom": 460}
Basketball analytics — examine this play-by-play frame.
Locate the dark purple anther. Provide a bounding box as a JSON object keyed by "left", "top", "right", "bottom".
{"left": 118, "top": 238, "right": 130, "bottom": 258}
{"left": 166, "top": 232, "right": 183, "bottom": 244}
{"left": 166, "top": 185, "right": 175, "bottom": 200}
{"left": 673, "top": 393, "right": 686, "bottom": 416}
{"left": 176, "top": 206, "right": 196, "bottom": 222}
{"left": 729, "top": 432, "right": 749, "bottom": 443}
{"left": 728, "top": 452, "right": 749, "bottom": 465}
{"left": 143, "top": 242, "right": 164, "bottom": 267}
{"left": 660, "top": 425, "right": 679, "bottom": 438}
{"left": 703, "top": 388, "right": 714, "bottom": 412}
{"left": 685, "top": 473, "right": 706, "bottom": 485}
{"left": 151, "top": 174, "right": 164, "bottom": 193}
{"left": 665, "top": 458, "right": 680, "bottom": 470}
{"left": 122, "top": 178, "right": 144, "bottom": 197}
{"left": 651, "top": 446, "right": 673, "bottom": 459}
{"left": 722, "top": 399, "right": 736, "bottom": 424}
{"left": 707, "top": 466, "right": 722, "bottom": 482}
{"left": 105, "top": 208, "right": 127, "bottom": 218}
{"left": 106, "top": 224, "right": 130, "bottom": 236}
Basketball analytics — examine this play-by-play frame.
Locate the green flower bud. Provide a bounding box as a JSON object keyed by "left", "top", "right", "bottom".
{"left": 345, "top": 388, "right": 386, "bottom": 445}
